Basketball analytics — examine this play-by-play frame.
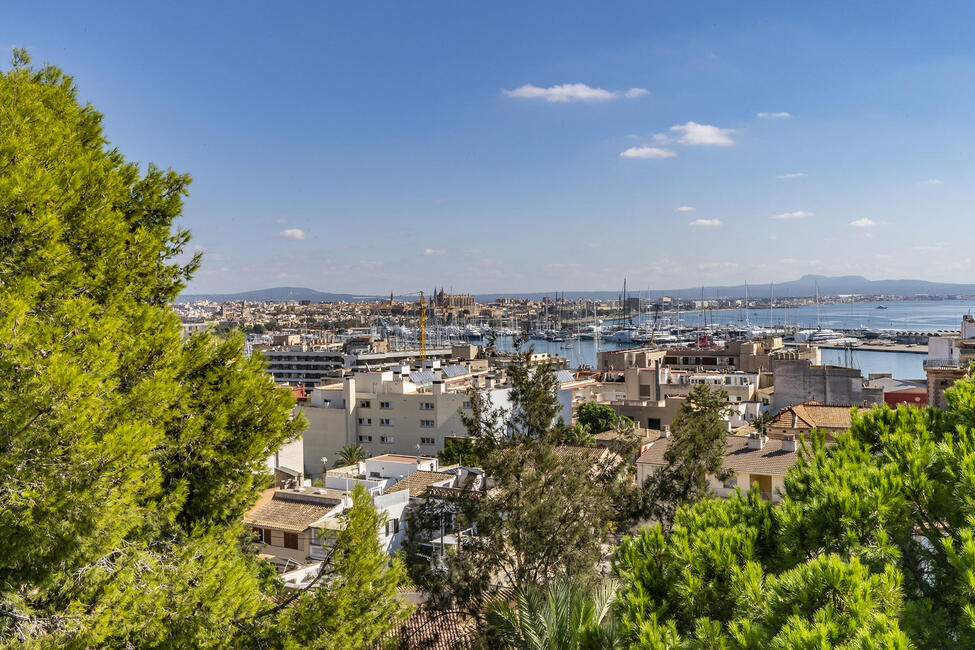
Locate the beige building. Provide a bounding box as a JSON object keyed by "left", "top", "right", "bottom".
{"left": 636, "top": 432, "right": 800, "bottom": 501}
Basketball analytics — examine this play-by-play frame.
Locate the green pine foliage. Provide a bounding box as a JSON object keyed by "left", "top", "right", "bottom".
{"left": 613, "top": 375, "right": 975, "bottom": 648}
{"left": 404, "top": 348, "right": 639, "bottom": 621}
{"left": 0, "top": 51, "right": 403, "bottom": 648}
{"left": 256, "top": 485, "right": 410, "bottom": 650}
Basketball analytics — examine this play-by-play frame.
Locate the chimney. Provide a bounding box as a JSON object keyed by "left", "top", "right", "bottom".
{"left": 484, "top": 375, "right": 495, "bottom": 390}
{"left": 747, "top": 432, "right": 765, "bottom": 450}
{"left": 781, "top": 433, "right": 797, "bottom": 452}
{"left": 432, "top": 379, "right": 444, "bottom": 395}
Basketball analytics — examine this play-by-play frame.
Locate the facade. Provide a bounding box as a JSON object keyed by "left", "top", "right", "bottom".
{"left": 299, "top": 368, "right": 581, "bottom": 476}
{"left": 924, "top": 315, "right": 975, "bottom": 408}
{"left": 772, "top": 359, "right": 883, "bottom": 410}
{"left": 264, "top": 346, "right": 456, "bottom": 386}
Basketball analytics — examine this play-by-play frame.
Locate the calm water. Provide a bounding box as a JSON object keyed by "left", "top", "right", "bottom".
{"left": 699, "top": 299, "right": 975, "bottom": 332}
{"left": 486, "top": 298, "right": 974, "bottom": 379}
{"left": 494, "top": 337, "right": 926, "bottom": 379}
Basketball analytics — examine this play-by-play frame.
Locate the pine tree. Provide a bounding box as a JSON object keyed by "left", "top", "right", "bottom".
{"left": 404, "top": 348, "right": 637, "bottom": 620}
{"left": 613, "top": 374, "right": 975, "bottom": 648}
{"left": 0, "top": 51, "right": 402, "bottom": 648}
{"left": 258, "top": 485, "right": 410, "bottom": 649}
{"left": 639, "top": 382, "right": 733, "bottom": 530}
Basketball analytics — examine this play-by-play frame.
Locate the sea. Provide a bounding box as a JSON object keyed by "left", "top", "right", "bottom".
{"left": 490, "top": 299, "right": 975, "bottom": 380}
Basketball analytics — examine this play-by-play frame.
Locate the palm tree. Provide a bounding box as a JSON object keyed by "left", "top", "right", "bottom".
{"left": 486, "top": 577, "right": 622, "bottom": 650}
{"left": 335, "top": 443, "right": 366, "bottom": 467}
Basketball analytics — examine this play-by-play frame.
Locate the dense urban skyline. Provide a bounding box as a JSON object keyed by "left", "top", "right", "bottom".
{"left": 7, "top": 2, "right": 975, "bottom": 294}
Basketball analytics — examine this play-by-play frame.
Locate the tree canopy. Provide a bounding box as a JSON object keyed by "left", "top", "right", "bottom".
{"left": 0, "top": 51, "right": 404, "bottom": 648}
{"left": 611, "top": 374, "right": 975, "bottom": 648}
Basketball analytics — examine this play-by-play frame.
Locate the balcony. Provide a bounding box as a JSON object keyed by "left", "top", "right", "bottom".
{"left": 923, "top": 358, "right": 967, "bottom": 370}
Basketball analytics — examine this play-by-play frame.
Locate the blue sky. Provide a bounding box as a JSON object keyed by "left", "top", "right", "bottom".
{"left": 6, "top": 1, "right": 975, "bottom": 294}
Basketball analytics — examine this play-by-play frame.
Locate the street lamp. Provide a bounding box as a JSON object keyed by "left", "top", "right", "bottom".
{"left": 321, "top": 456, "right": 328, "bottom": 484}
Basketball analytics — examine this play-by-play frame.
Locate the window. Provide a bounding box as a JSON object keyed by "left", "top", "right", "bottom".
{"left": 648, "top": 418, "right": 661, "bottom": 430}
{"left": 380, "top": 401, "right": 391, "bottom": 409}
{"left": 358, "top": 434, "right": 373, "bottom": 443}
{"left": 722, "top": 474, "right": 737, "bottom": 489}
{"left": 385, "top": 519, "right": 400, "bottom": 536}
{"left": 283, "top": 532, "right": 299, "bottom": 550}
{"left": 420, "top": 402, "right": 434, "bottom": 410}
{"left": 381, "top": 435, "right": 394, "bottom": 444}
{"left": 253, "top": 527, "right": 270, "bottom": 544}
{"left": 380, "top": 418, "right": 393, "bottom": 426}
{"left": 357, "top": 417, "right": 372, "bottom": 425}
{"left": 359, "top": 400, "right": 371, "bottom": 408}
{"left": 420, "top": 419, "right": 435, "bottom": 428}
{"left": 420, "top": 437, "right": 435, "bottom": 445}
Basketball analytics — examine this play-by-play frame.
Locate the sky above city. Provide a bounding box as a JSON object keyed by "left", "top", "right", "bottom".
{"left": 6, "top": 2, "right": 975, "bottom": 295}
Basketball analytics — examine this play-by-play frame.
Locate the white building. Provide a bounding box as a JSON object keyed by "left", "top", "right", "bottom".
{"left": 299, "top": 366, "right": 579, "bottom": 476}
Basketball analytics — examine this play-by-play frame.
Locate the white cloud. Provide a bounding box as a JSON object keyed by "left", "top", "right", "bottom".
{"left": 776, "top": 172, "right": 807, "bottom": 179}
{"left": 920, "top": 178, "right": 943, "bottom": 185}
{"left": 670, "top": 122, "right": 734, "bottom": 146}
{"left": 698, "top": 261, "right": 739, "bottom": 270}
{"left": 619, "top": 146, "right": 676, "bottom": 159}
{"left": 278, "top": 228, "right": 311, "bottom": 240}
{"left": 502, "top": 83, "right": 616, "bottom": 103}
{"left": 849, "top": 218, "right": 876, "bottom": 228}
{"left": 913, "top": 242, "right": 948, "bottom": 253}
{"left": 275, "top": 218, "right": 289, "bottom": 224}
{"left": 772, "top": 210, "right": 813, "bottom": 220}
{"left": 757, "top": 111, "right": 791, "bottom": 119}
{"left": 502, "top": 83, "right": 651, "bottom": 103}
{"left": 676, "top": 206, "right": 695, "bottom": 212}
{"left": 689, "top": 218, "right": 722, "bottom": 227}
{"left": 423, "top": 248, "right": 446, "bottom": 256}
{"left": 952, "top": 258, "right": 972, "bottom": 271}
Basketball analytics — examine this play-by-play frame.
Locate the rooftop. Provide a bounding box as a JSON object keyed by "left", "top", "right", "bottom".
{"left": 369, "top": 454, "right": 437, "bottom": 464}
{"left": 637, "top": 435, "right": 799, "bottom": 476}
{"left": 244, "top": 490, "right": 342, "bottom": 533}
{"left": 385, "top": 470, "right": 456, "bottom": 496}
{"left": 769, "top": 401, "right": 856, "bottom": 430}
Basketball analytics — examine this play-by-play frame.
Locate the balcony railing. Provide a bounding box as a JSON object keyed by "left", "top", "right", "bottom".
{"left": 924, "top": 358, "right": 966, "bottom": 370}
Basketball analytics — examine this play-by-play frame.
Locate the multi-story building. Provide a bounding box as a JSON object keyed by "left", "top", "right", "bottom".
{"left": 297, "top": 367, "right": 585, "bottom": 476}
{"left": 925, "top": 315, "right": 975, "bottom": 408}
{"left": 263, "top": 345, "right": 456, "bottom": 386}
{"left": 772, "top": 359, "right": 883, "bottom": 410}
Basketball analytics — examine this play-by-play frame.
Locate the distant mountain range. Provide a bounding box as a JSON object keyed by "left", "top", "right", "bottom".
{"left": 176, "top": 275, "right": 975, "bottom": 303}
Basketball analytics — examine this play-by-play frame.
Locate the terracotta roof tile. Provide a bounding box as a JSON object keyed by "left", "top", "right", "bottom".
{"left": 244, "top": 493, "right": 340, "bottom": 533}
{"left": 770, "top": 401, "right": 855, "bottom": 430}
{"left": 637, "top": 435, "right": 800, "bottom": 477}
{"left": 385, "top": 471, "right": 456, "bottom": 496}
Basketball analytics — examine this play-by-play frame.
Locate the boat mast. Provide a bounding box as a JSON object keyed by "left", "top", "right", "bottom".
{"left": 744, "top": 281, "right": 750, "bottom": 327}
{"left": 770, "top": 282, "right": 774, "bottom": 331}
{"left": 816, "top": 281, "right": 822, "bottom": 329}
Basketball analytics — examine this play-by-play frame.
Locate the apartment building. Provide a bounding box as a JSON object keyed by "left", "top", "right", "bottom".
{"left": 298, "top": 366, "right": 581, "bottom": 476}
{"left": 264, "top": 345, "right": 456, "bottom": 386}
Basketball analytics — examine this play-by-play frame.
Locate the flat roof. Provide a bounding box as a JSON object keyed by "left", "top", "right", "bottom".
{"left": 368, "top": 454, "right": 437, "bottom": 463}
